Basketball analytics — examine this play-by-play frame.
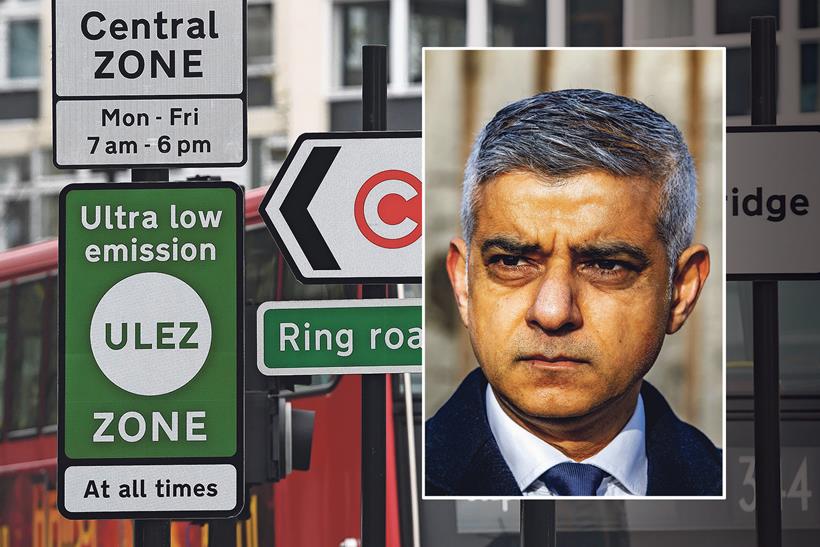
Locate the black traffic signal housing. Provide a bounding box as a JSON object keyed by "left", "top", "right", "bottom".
{"left": 245, "top": 302, "right": 315, "bottom": 485}
{"left": 246, "top": 388, "right": 314, "bottom": 484}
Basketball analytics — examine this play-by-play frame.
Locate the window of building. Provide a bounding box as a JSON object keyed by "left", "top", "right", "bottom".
{"left": 778, "top": 280, "right": 820, "bottom": 394}
{"left": 250, "top": 138, "right": 264, "bottom": 188}
{"left": 716, "top": 0, "right": 779, "bottom": 34}
{"left": 801, "top": 0, "right": 820, "bottom": 27}
{"left": 37, "top": 149, "right": 62, "bottom": 178}
{"left": 632, "top": 0, "right": 693, "bottom": 39}
{"left": 4, "top": 198, "right": 29, "bottom": 248}
{"left": 43, "top": 276, "right": 57, "bottom": 426}
{"left": 249, "top": 3, "right": 274, "bottom": 64}
{"left": 729, "top": 279, "right": 820, "bottom": 396}
{"left": 248, "top": 75, "right": 274, "bottom": 107}
{"left": 7, "top": 19, "right": 38, "bottom": 79}
{"left": 246, "top": 135, "right": 286, "bottom": 189}
{"left": 726, "top": 281, "right": 752, "bottom": 396}
{"left": 725, "top": 45, "right": 779, "bottom": 117}
{"left": 246, "top": 227, "right": 278, "bottom": 304}
{"left": 409, "top": 0, "right": 465, "bottom": 83}
{"left": 0, "top": 154, "right": 29, "bottom": 185}
{"left": 727, "top": 47, "right": 752, "bottom": 116}
{"left": 0, "top": 1, "right": 40, "bottom": 120}
{"left": 339, "top": 2, "right": 390, "bottom": 87}
{"left": 568, "top": 0, "right": 623, "bottom": 46}
{"left": 490, "top": 0, "right": 547, "bottom": 46}
{"left": 8, "top": 279, "right": 45, "bottom": 432}
{"left": 0, "top": 286, "right": 7, "bottom": 431}
{"left": 248, "top": 0, "right": 274, "bottom": 107}
{"left": 41, "top": 193, "right": 58, "bottom": 238}
{"left": 801, "top": 42, "right": 820, "bottom": 111}
{"left": 0, "top": 0, "right": 41, "bottom": 85}
{"left": 626, "top": 1, "right": 810, "bottom": 123}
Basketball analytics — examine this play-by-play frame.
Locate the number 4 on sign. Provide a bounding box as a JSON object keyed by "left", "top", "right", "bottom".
{"left": 737, "top": 455, "right": 812, "bottom": 512}
{"left": 786, "top": 458, "right": 812, "bottom": 512}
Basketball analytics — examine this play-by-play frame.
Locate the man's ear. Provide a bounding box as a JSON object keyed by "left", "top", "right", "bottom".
{"left": 667, "top": 244, "right": 710, "bottom": 334}
{"left": 446, "top": 237, "right": 470, "bottom": 328}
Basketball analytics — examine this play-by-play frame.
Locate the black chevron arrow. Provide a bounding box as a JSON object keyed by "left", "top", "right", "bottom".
{"left": 280, "top": 146, "right": 342, "bottom": 270}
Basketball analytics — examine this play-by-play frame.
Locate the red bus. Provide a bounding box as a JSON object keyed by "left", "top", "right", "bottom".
{"left": 0, "top": 185, "right": 421, "bottom": 546}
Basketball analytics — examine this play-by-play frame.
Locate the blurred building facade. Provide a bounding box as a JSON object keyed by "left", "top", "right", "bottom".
{"left": 0, "top": 0, "right": 817, "bottom": 445}
{"left": 2, "top": 0, "right": 812, "bottom": 251}
{"left": 0, "top": 1, "right": 819, "bottom": 544}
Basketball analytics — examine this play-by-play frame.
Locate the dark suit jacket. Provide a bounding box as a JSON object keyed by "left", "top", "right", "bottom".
{"left": 426, "top": 368, "right": 722, "bottom": 496}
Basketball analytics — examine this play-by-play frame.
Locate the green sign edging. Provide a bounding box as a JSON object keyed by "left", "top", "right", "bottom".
{"left": 58, "top": 181, "right": 244, "bottom": 520}
{"left": 256, "top": 298, "right": 422, "bottom": 375}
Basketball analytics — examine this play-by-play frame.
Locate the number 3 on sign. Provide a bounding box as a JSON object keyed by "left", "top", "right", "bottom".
{"left": 738, "top": 455, "right": 812, "bottom": 512}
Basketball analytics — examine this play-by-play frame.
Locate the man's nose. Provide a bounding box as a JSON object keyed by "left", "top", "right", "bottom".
{"left": 525, "top": 265, "right": 582, "bottom": 333}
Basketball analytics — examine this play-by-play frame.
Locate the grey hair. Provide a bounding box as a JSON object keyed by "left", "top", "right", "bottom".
{"left": 461, "top": 89, "right": 697, "bottom": 270}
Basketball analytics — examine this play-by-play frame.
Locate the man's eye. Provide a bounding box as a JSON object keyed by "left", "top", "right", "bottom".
{"left": 489, "top": 255, "right": 524, "bottom": 267}
{"left": 582, "top": 259, "right": 633, "bottom": 278}
{"left": 594, "top": 260, "right": 619, "bottom": 271}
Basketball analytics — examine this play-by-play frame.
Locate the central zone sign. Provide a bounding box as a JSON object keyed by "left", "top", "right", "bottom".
{"left": 52, "top": 0, "right": 247, "bottom": 168}
{"left": 58, "top": 182, "right": 244, "bottom": 519}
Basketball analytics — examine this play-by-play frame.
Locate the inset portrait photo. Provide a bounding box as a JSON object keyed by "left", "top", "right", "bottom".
{"left": 423, "top": 48, "right": 725, "bottom": 499}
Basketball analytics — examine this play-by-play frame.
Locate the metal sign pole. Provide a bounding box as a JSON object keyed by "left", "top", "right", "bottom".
{"left": 132, "top": 168, "right": 170, "bottom": 183}
{"left": 750, "top": 15, "right": 783, "bottom": 547}
{"left": 133, "top": 520, "right": 170, "bottom": 547}
{"left": 131, "top": 166, "right": 170, "bottom": 547}
{"left": 520, "top": 500, "right": 556, "bottom": 547}
{"left": 360, "top": 44, "right": 388, "bottom": 547}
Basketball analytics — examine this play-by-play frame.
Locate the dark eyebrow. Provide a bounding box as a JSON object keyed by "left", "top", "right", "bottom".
{"left": 480, "top": 236, "right": 541, "bottom": 255}
{"left": 572, "top": 242, "right": 651, "bottom": 267}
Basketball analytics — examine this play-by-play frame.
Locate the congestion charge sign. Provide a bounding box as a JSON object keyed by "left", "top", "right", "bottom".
{"left": 259, "top": 131, "right": 422, "bottom": 284}
{"left": 58, "top": 182, "right": 244, "bottom": 520}
{"left": 52, "top": 0, "right": 246, "bottom": 168}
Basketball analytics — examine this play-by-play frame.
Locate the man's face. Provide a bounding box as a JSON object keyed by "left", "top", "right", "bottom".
{"left": 456, "top": 170, "right": 673, "bottom": 419}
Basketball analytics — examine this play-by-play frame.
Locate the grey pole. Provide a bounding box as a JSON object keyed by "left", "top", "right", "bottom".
{"left": 750, "top": 15, "right": 783, "bottom": 547}
{"left": 360, "top": 44, "right": 388, "bottom": 547}
{"left": 131, "top": 166, "right": 170, "bottom": 547}
{"left": 520, "top": 500, "right": 556, "bottom": 547}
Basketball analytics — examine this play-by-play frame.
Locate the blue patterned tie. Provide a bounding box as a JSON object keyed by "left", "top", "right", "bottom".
{"left": 539, "top": 462, "right": 608, "bottom": 496}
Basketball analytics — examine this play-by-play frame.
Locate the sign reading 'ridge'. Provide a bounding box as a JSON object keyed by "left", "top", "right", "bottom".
{"left": 728, "top": 127, "right": 820, "bottom": 278}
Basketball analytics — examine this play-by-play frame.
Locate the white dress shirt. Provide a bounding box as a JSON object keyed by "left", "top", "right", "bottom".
{"left": 486, "top": 385, "right": 648, "bottom": 496}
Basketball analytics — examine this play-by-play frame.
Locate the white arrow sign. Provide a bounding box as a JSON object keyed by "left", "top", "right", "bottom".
{"left": 259, "top": 132, "right": 422, "bottom": 284}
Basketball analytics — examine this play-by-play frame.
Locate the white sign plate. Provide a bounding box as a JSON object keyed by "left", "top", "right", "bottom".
{"left": 728, "top": 128, "right": 820, "bottom": 278}
{"left": 259, "top": 132, "right": 422, "bottom": 284}
{"left": 63, "top": 464, "right": 238, "bottom": 513}
{"left": 55, "top": 99, "right": 245, "bottom": 166}
{"left": 52, "top": 0, "right": 246, "bottom": 168}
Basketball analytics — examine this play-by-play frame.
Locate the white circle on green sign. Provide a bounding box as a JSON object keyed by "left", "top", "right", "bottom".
{"left": 90, "top": 272, "right": 212, "bottom": 396}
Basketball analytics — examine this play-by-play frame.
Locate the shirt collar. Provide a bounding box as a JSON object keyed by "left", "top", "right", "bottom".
{"left": 584, "top": 393, "right": 647, "bottom": 495}
{"left": 485, "top": 384, "right": 647, "bottom": 495}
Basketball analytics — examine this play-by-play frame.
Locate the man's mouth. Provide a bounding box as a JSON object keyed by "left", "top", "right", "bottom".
{"left": 516, "top": 354, "right": 589, "bottom": 369}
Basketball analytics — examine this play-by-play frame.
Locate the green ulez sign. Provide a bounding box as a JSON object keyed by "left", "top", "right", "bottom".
{"left": 58, "top": 182, "right": 243, "bottom": 519}
{"left": 256, "top": 299, "right": 422, "bottom": 375}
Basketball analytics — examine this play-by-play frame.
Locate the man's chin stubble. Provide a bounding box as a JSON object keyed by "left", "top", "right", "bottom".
{"left": 492, "top": 377, "right": 643, "bottom": 432}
